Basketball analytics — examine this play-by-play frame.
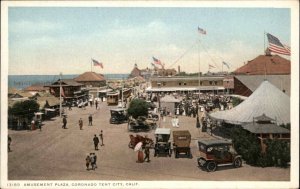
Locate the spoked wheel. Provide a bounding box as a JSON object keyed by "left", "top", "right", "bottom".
{"left": 233, "top": 157, "right": 242, "bottom": 168}
{"left": 206, "top": 161, "right": 217, "bottom": 172}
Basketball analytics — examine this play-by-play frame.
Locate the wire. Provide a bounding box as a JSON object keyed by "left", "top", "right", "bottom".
{"left": 166, "top": 40, "right": 198, "bottom": 69}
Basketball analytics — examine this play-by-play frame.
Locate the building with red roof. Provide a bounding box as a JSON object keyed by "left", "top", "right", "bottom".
{"left": 233, "top": 54, "right": 290, "bottom": 75}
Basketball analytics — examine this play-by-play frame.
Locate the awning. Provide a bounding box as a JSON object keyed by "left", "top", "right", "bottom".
{"left": 146, "top": 86, "right": 225, "bottom": 92}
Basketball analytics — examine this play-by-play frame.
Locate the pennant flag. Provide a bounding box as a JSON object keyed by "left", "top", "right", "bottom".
{"left": 60, "top": 87, "right": 65, "bottom": 97}
{"left": 266, "top": 33, "right": 290, "bottom": 56}
{"left": 222, "top": 61, "right": 230, "bottom": 69}
{"left": 50, "top": 88, "right": 55, "bottom": 95}
{"left": 151, "top": 62, "right": 157, "bottom": 68}
{"left": 92, "top": 59, "right": 104, "bottom": 68}
{"left": 152, "top": 57, "right": 162, "bottom": 66}
{"left": 198, "top": 27, "right": 206, "bottom": 35}
{"left": 208, "top": 64, "right": 215, "bottom": 69}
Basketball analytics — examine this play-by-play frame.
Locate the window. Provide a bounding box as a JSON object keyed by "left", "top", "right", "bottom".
{"left": 157, "top": 83, "right": 161, "bottom": 87}
{"left": 179, "top": 82, "right": 182, "bottom": 86}
{"left": 200, "top": 81, "right": 203, "bottom": 85}
{"left": 209, "top": 81, "right": 213, "bottom": 85}
{"left": 183, "top": 82, "right": 187, "bottom": 86}
{"left": 214, "top": 81, "right": 218, "bottom": 85}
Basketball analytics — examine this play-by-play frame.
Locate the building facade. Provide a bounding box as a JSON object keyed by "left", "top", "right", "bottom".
{"left": 146, "top": 76, "right": 225, "bottom": 93}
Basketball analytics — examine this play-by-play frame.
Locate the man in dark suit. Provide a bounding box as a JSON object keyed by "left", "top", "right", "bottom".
{"left": 93, "top": 135, "right": 99, "bottom": 150}
{"left": 62, "top": 116, "right": 67, "bottom": 129}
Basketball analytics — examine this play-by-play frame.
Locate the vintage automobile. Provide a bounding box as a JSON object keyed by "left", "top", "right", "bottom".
{"left": 154, "top": 128, "right": 172, "bottom": 157}
{"left": 128, "top": 116, "right": 157, "bottom": 132}
{"left": 172, "top": 130, "right": 192, "bottom": 158}
{"left": 110, "top": 108, "right": 128, "bottom": 124}
{"left": 197, "top": 139, "right": 242, "bottom": 172}
{"left": 128, "top": 134, "right": 154, "bottom": 149}
{"left": 147, "top": 111, "right": 159, "bottom": 121}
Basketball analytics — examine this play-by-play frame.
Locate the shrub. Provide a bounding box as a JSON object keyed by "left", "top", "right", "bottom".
{"left": 127, "top": 99, "right": 149, "bottom": 119}
{"left": 265, "top": 139, "right": 290, "bottom": 168}
{"left": 10, "top": 100, "right": 40, "bottom": 121}
{"left": 231, "top": 97, "right": 243, "bottom": 107}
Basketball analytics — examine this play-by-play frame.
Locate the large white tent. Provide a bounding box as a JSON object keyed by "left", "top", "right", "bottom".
{"left": 209, "top": 80, "right": 290, "bottom": 125}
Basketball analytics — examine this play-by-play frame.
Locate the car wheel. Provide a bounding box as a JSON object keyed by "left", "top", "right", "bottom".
{"left": 206, "top": 161, "right": 217, "bottom": 172}
{"left": 233, "top": 157, "right": 242, "bottom": 168}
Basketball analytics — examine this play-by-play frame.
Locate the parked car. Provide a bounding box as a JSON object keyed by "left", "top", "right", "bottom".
{"left": 197, "top": 139, "right": 242, "bottom": 172}
{"left": 128, "top": 116, "right": 156, "bottom": 132}
{"left": 110, "top": 108, "right": 128, "bottom": 124}
{"left": 173, "top": 130, "right": 192, "bottom": 158}
{"left": 154, "top": 128, "right": 172, "bottom": 157}
{"left": 147, "top": 111, "right": 159, "bottom": 121}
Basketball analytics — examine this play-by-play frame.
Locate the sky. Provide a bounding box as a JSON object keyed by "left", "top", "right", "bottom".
{"left": 8, "top": 5, "right": 291, "bottom": 75}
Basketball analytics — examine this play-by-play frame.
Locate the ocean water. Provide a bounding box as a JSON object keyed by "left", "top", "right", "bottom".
{"left": 8, "top": 74, "right": 129, "bottom": 89}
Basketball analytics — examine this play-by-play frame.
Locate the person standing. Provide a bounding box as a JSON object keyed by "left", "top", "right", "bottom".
{"left": 85, "top": 154, "right": 91, "bottom": 170}
{"left": 94, "top": 153, "right": 98, "bottom": 169}
{"left": 22, "top": 121, "right": 27, "bottom": 130}
{"left": 79, "top": 118, "right": 83, "bottom": 130}
{"left": 144, "top": 143, "right": 150, "bottom": 162}
{"left": 88, "top": 114, "right": 93, "bottom": 126}
{"left": 8, "top": 135, "right": 12, "bottom": 152}
{"left": 93, "top": 134, "right": 99, "bottom": 150}
{"left": 90, "top": 153, "right": 96, "bottom": 170}
{"left": 175, "top": 116, "right": 179, "bottom": 127}
{"left": 99, "top": 130, "right": 104, "bottom": 146}
{"left": 31, "top": 120, "right": 35, "bottom": 130}
{"left": 38, "top": 121, "right": 42, "bottom": 131}
{"left": 95, "top": 100, "right": 98, "bottom": 110}
{"left": 62, "top": 116, "right": 67, "bottom": 129}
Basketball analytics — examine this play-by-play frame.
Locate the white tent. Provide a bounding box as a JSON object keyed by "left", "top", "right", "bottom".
{"left": 209, "top": 80, "right": 290, "bottom": 125}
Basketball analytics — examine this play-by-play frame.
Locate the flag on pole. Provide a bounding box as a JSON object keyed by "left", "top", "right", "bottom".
{"left": 92, "top": 59, "right": 104, "bottom": 68}
{"left": 151, "top": 62, "right": 157, "bottom": 68}
{"left": 222, "top": 61, "right": 230, "bottom": 69}
{"left": 208, "top": 64, "right": 215, "bottom": 69}
{"left": 152, "top": 57, "right": 162, "bottom": 66}
{"left": 198, "top": 27, "right": 206, "bottom": 35}
{"left": 50, "top": 88, "right": 55, "bottom": 95}
{"left": 60, "top": 87, "right": 65, "bottom": 97}
{"left": 266, "top": 33, "right": 290, "bottom": 56}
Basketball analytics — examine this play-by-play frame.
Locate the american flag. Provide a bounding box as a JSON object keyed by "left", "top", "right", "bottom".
{"left": 208, "top": 64, "right": 215, "bottom": 69}
{"left": 92, "top": 59, "right": 103, "bottom": 68}
{"left": 222, "top": 61, "right": 230, "bottom": 69}
{"left": 152, "top": 57, "right": 162, "bottom": 66}
{"left": 266, "top": 33, "right": 290, "bottom": 56}
{"left": 198, "top": 27, "right": 206, "bottom": 35}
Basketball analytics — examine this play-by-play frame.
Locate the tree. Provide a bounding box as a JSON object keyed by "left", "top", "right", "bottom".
{"left": 10, "top": 100, "right": 40, "bottom": 121}
{"left": 127, "top": 99, "right": 149, "bottom": 119}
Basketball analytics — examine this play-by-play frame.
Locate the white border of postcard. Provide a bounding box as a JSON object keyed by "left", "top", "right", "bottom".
{"left": 1, "top": 1, "right": 299, "bottom": 189}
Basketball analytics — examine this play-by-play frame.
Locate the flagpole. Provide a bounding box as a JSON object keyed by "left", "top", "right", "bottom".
{"left": 91, "top": 59, "right": 92, "bottom": 72}
{"left": 59, "top": 72, "right": 62, "bottom": 118}
{"left": 198, "top": 39, "right": 201, "bottom": 99}
{"left": 264, "top": 31, "right": 266, "bottom": 54}
{"left": 264, "top": 31, "right": 267, "bottom": 80}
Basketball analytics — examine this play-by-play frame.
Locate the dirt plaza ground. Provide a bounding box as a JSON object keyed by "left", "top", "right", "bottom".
{"left": 8, "top": 102, "right": 290, "bottom": 181}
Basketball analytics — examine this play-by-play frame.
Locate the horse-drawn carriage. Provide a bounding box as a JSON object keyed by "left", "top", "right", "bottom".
{"left": 128, "top": 116, "right": 157, "bottom": 132}
{"left": 128, "top": 134, "right": 154, "bottom": 149}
